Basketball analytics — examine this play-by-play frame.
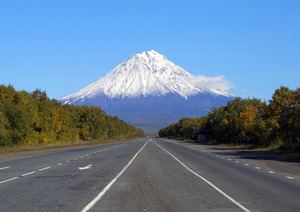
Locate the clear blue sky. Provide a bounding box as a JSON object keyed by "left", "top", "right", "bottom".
{"left": 1, "top": 0, "right": 299, "bottom": 101}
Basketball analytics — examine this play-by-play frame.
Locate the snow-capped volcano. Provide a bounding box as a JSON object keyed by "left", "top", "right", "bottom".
{"left": 59, "top": 50, "right": 232, "bottom": 104}
{"left": 58, "top": 50, "right": 235, "bottom": 133}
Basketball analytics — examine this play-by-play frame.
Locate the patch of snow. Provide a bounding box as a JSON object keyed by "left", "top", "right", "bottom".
{"left": 58, "top": 50, "right": 234, "bottom": 104}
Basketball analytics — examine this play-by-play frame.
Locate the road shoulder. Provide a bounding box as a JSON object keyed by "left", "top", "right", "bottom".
{"left": 165, "top": 139, "right": 300, "bottom": 177}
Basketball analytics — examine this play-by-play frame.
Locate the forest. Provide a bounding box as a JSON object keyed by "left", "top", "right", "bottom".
{"left": 0, "top": 85, "right": 144, "bottom": 147}
{"left": 159, "top": 86, "right": 300, "bottom": 154}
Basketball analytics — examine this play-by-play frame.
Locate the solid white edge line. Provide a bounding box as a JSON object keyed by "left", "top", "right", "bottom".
{"left": 0, "top": 177, "right": 18, "bottom": 184}
{"left": 153, "top": 141, "right": 251, "bottom": 212}
{"left": 81, "top": 140, "right": 149, "bottom": 212}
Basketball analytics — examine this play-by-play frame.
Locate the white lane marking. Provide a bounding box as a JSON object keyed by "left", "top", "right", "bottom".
{"left": 58, "top": 163, "right": 63, "bottom": 165}
{"left": 153, "top": 142, "right": 251, "bottom": 212}
{"left": 38, "top": 166, "right": 51, "bottom": 171}
{"left": 244, "top": 164, "right": 249, "bottom": 166}
{"left": 0, "top": 166, "right": 10, "bottom": 170}
{"left": 268, "top": 171, "right": 275, "bottom": 174}
{"left": 79, "top": 164, "right": 92, "bottom": 170}
{"left": 255, "top": 167, "right": 261, "bottom": 170}
{"left": 227, "top": 159, "right": 232, "bottom": 161}
{"left": 235, "top": 161, "right": 239, "bottom": 163}
{"left": 0, "top": 177, "right": 18, "bottom": 184}
{"left": 286, "top": 176, "right": 295, "bottom": 180}
{"left": 22, "top": 171, "right": 36, "bottom": 177}
{"left": 81, "top": 141, "right": 149, "bottom": 212}
{"left": 66, "top": 160, "right": 70, "bottom": 163}
{"left": 81, "top": 156, "right": 84, "bottom": 158}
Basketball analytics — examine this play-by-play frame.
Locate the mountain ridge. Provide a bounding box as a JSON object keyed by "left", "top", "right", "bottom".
{"left": 58, "top": 50, "right": 235, "bottom": 132}
{"left": 58, "top": 50, "right": 233, "bottom": 104}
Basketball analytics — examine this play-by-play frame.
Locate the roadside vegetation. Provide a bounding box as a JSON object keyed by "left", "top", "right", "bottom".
{"left": 159, "top": 86, "right": 300, "bottom": 155}
{"left": 0, "top": 85, "right": 144, "bottom": 149}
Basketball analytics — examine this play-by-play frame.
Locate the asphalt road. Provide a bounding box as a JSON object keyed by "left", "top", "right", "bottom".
{"left": 0, "top": 138, "right": 299, "bottom": 212}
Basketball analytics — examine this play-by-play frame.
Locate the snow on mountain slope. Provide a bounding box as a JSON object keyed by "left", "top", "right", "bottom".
{"left": 58, "top": 50, "right": 233, "bottom": 104}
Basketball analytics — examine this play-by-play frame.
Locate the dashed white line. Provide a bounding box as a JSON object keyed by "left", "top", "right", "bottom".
{"left": 286, "top": 176, "right": 295, "bottom": 180}
{"left": 38, "top": 166, "right": 51, "bottom": 171}
{"left": 207, "top": 147, "right": 298, "bottom": 182}
{"left": 0, "top": 177, "right": 18, "bottom": 184}
{"left": 58, "top": 163, "right": 63, "bottom": 165}
{"left": 0, "top": 166, "right": 10, "bottom": 170}
{"left": 235, "top": 161, "right": 239, "bottom": 163}
{"left": 22, "top": 171, "right": 36, "bottom": 177}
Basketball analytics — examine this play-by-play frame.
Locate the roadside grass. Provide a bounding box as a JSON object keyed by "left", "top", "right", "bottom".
{"left": 271, "top": 142, "right": 300, "bottom": 159}
{"left": 213, "top": 141, "right": 300, "bottom": 160}
{"left": 0, "top": 137, "right": 136, "bottom": 155}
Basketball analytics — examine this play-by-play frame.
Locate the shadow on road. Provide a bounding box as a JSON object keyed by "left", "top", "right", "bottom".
{"left": 178, "top": 140, "right": 300, "bottom": 164}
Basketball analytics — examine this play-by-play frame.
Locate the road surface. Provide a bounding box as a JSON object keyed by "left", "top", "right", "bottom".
{"left": 0, "top": 138, "right": 299, "bottom": 211}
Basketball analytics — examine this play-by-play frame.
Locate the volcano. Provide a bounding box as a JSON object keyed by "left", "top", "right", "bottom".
{"left": 58, "top": 50, "right": 235, "bottom": 132}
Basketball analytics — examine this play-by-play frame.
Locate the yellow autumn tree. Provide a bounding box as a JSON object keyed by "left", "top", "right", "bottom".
{"left": 236, "top": 105, "right": 257, "bottom": 140}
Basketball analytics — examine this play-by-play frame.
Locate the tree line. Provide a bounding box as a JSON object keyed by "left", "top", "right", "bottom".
{"left": 159, "top": 86, "right": 300, "bottom": 153}
{"left": 0, "top": 85, "right": 144, "bottom": 146}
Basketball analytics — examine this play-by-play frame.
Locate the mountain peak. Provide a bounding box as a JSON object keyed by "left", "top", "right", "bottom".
{"left": 58, "top": 50, "right": 233, "bottom": 104}
{"left": 128, "top": 50, "right": 168, "bottom": 69}
{"left": 140, "top": 49, "right": 159, "bottom": 55}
